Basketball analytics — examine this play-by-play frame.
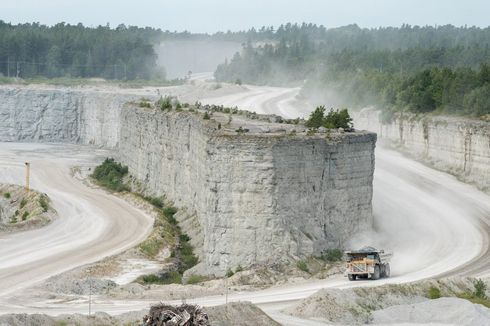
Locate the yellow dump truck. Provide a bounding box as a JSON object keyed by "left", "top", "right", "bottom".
{"left": 344, "top": 246, "right": 392, "bottom": 281}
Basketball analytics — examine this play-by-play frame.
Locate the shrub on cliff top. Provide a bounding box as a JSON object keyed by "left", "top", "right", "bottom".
{"left": 306, "top": 106, "right": 354, "bottom": 130}
{"left": 157, "top": 95, "right": 173, "bottom": 110}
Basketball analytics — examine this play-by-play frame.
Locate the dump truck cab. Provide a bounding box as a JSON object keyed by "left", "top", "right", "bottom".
{"left": 344, "top": 246, "right": 392, "bottom": 281}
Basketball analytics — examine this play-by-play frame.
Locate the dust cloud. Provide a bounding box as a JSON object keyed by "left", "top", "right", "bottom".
{"left": 156, "top": 40, "right": 241, "bottom": 79}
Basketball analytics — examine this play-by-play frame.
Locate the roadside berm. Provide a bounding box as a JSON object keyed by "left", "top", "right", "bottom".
{"left": 285, "top": 277, "right": 490, "bottom": 325}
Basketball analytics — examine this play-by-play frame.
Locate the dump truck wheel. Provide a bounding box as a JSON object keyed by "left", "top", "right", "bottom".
{"left": 371, "top": 265, "right": 380, "bottom": 280}
{"left": 348, "top": 274, "right": 356, "bottom": 281}
{"left": 384, "top": 264, "right": 391, "bottom": 278}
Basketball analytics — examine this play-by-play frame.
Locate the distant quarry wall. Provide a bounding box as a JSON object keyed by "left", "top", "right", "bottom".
{"left": 356, "top": 108, "right": 490, "bottom": 192}
{"left": 0, "top": 86, "right": 376, "bottom": 276}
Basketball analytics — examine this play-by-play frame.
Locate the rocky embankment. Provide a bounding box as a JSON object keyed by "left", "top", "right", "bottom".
{"left": 285, "top": 277, "right": 490, "bottom": 325}
{"left": 355, "top": 108, "right": 490, "bottom": 192}
{"left": 0, "top": 85, "right": 377, "bottom": 276}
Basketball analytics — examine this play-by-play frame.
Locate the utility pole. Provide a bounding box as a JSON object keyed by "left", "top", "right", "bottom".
{"left": 24, "top": 162, "right": 30, "bottom": 193}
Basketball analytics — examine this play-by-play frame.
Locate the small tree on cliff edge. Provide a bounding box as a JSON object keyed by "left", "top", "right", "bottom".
{"left": 324, "top": 108, "right": 353, "bottom": 130}
{"left": 306, "top": 105, "right": 326, "bottom": 128}
{"left": 306, "top": 106, "right": 354, "bottom": 130}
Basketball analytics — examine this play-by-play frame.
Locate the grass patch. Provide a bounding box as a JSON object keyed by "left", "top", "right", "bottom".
{"left": 162, "top": 206, "right": 178, "bottom": 224}
{"left": 91, "top": 158, "right": 129, "bottom": 192}
{"left": 455, "top": 278, "right": 489, "bottom": 307}
{"left": 177, "top": 234, "right": 198, "bottom": 273}
{"left": 186, "top": 274, "right": 209, "bottom": 284}
{"left": 457, "top": 292, "right": 490, "bottom": 308}
{"left": 39, "top": 195, "right": 49, "bottom": 212}
{"left": 20, "top": 198, "right": 27, "bottom": 209}
{"left": 297, "top": 260, "right": 309, "bottom": 273}
{"left": 91, "top": 158, "right": 198, "bottom": 280}
{"left": 226, "top": 268, "right": 234, "bottom": 278}
{"left": 22, "top": 211, "right": 29, "bottom": 221}
{"left": 136, "top": 271, "right": 182, "bottom": 285}
{"left": 3, "top": 192, "right": 11, "bottom": 199}
{"left": 321, "top": 249, "right": 343, "bottom": 262}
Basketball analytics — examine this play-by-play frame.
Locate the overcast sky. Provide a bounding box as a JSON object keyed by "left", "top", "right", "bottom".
{"left": 1, "top": 0, "right": 489, "bottom": 33}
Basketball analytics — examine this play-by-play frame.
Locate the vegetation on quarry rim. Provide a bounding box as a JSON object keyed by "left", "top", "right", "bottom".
{"left": 91, "top": 158, "right": 198, "bottom": 285}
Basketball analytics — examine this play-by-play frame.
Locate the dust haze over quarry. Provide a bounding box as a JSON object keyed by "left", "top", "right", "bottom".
{"left": 156, "top": 40, "right": 241, "bottom": 79}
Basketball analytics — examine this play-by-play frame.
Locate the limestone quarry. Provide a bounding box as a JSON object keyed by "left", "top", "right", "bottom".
{"left": 0, "top": 85, "right": 376, "bottom": 276}
{"left": 1, "top": 82, "right": 490, "bottom": 326}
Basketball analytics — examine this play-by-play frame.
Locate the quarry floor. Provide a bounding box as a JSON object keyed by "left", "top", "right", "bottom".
{"left": 0, "top": 77, "right": 489, "bottom": 325}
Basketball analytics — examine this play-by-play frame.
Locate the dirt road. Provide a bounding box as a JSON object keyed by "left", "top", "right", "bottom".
{"left": 0, "top": 143, "right": 153, "bottom": 297}
{"left": 0, "top": 81, "right": 489, "bottom": 323}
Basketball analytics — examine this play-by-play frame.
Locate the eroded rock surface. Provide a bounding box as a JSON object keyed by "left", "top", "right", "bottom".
{"left": 355, "top": 108, "right": 490, "bottom": 192}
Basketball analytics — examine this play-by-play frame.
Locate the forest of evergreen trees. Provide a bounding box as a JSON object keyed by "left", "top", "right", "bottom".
{"left": 0, "top": 21, "right": 164, "bottom": 80}
{"left": 1, "top": 21, "right": 490, "bottom": 116}
{"left": 215, "top": 24, "right": 490, "bottom": 116}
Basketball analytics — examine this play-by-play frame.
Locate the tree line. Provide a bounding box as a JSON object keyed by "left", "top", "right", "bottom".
{"left": 0, "top": 21, "right": 163, "bottom": 80}
{"left": 214, "top": 24, "right": 490, "bottom": 117}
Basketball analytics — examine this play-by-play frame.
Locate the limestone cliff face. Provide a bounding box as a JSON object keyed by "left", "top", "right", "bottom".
{"left": 0, "top": 87, "right": 142, "bottom": 147}
{"left": 120, "top": 105, "right": 376, "bottom": 275}
{"left": 356, "top": 108, "right": 490, "bottom": 192}
{"left": 0, "top": 86, "right": 377, "bottom": 276}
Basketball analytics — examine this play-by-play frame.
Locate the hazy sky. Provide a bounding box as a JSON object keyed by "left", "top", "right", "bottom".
{"left": 1, "top": 0, "right": 489, "bottom": 33}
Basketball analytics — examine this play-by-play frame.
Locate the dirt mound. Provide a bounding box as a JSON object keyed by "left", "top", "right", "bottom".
{"left": 285, "top": 277, "right": 489, "bottom": 325}
{"left": 205, "top": 302, "right": 280, "bottom": 326}
{"left": 373, "top": 297, "right": 490, "bottom": 326}
{"left": 0, "top": 183, "right": 55, "bottom": 232}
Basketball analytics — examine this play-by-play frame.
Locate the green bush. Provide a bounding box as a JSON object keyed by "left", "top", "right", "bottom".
{"left": 474, "top": 279, "right": 487, "bottom": 299}
{"left": 428, "top": 286, "right": 441, "bottom": 299}
{"left": 203, "top": 112, "right": 211, "bottom": 120}
{"left": 297, "top": 260, "right": 309, "bottom": 273}
{"left": 139, "top": 101, "right": 151, "bottom": 108}
{"left": 157, "top": 96, "right": 173, "bottom": 110}
{"left": 39, "top": 196, "right": 49, "bottom": 212}
{"left": 9, "top": 217, "right": 17, "bottom": 224}
{"left": 91, "top": 158, "right": 129, "bottom": 192}
{"left": 179, "top": 235, "right": 198, "bottom": 272}
{"left": 163, "top": 206, "right": 178, "bottom": 224}
{"left": 22, "top": 211, "right": 29, "bottom": 221}
{"left": 226, "top": 268, "right": 234, "bottom": 278}
{"left": 306, "top": 106, "right": 353, "bottom": 130}
{"left": 322, "top": 249, "right": 343, "bottom": 262}
{"left": 235, "top": 126, "right": 249, "bottom": 133}
{"left": 3, "top": 192, "right": 11, "bottom": 199}
{"left": 235, "top": 265, "right": 243, "bottom": 273}
{"left": 137, "top": 271, "right": 182, "bottom": 285}
{"left": 147, "top": 196, "right": 164, "bottom": 209}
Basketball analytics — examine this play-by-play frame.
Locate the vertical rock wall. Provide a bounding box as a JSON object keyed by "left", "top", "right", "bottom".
{"left": 119, "top": 105, "right": 376, "bottom": 275}
{"left": 356, "top": 108, "right": 490, "bottom": 191}
{"left": 0, "top": 87, "right": 142, "bottom": 147}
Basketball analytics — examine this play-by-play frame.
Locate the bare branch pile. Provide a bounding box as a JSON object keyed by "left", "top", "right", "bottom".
{"left": 143, "top": 303, "right": 209, "bottom": 326}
